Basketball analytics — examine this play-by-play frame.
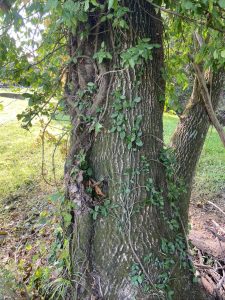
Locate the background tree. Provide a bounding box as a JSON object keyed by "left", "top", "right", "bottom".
{"left": 0, "top": 0, "right": 225, "bottom": 299}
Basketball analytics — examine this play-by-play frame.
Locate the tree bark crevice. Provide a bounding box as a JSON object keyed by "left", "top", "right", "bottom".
{"left": 170, "top": 70, "right": 225, "bottom": 220}
{"left": 63, "top": 1, "right": 224, "bottom": 299}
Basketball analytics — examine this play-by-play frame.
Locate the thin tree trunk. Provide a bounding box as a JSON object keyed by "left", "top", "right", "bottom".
{"left": 171, "top": 72, "right": 225, "bottom": 220}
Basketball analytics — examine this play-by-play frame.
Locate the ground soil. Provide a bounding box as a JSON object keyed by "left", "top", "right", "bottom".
{"left": 189, "top": 189, "right": 225, "bottom": 258}
{"left": 0, "top": 183, "right": 58, "bottom": 299}
{"left": 1, "top": 185, "right": 225, "bottom": 299}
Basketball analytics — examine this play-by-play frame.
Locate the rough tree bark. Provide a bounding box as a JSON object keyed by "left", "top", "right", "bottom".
{"left": 171, "top": 73, "right": 224, "bottom": 221}
{"left": 64, "top": 1, "right": 224, "bottom": 299}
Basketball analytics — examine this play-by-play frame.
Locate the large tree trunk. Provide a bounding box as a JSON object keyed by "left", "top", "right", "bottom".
{"left": 63, "top": 1, "right": 222, "bottom": 299}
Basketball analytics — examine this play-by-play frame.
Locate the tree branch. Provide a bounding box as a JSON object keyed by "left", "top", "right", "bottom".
{"left": 147, "top": 0, "right": 225, "bottom": 33}
{"left": 190, "top": 58, "right": 225, "bottom": 147}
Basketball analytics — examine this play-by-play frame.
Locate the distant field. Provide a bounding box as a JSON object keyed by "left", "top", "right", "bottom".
{"left": 0, "top": 97, "right": 27, "bottom": 124}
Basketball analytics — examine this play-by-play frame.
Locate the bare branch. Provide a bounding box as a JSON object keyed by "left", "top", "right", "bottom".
{"left": 190, "top": 57, "right": 225, "bottom": 147}
{"left": 208, "top": 201, "right": 225, "bottom": 217}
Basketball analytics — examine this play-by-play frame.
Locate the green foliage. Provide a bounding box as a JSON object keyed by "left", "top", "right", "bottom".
{"left": 93, "top": 42, "right": 112, "bottom": 64}
{"left": 0, "top": 0, "right": 224, "bottom": 121}
{"left": 0, "top": 268, "right": 24, "bottom": 299}
{"left": 108, "top": 0, "right": 118, "bottom": 10}
{"left": 162, "top": 0, "right": 225, "bottom": 111}
{"left": 125, "top": 145, "right": 189, "bottom": 297}
{"left": 110, "top": 90, "right": 143, "bottom": 149}
{"left": 27, "top": 193, "right": 74, "bottom": 299}
{"left": 70, "top": 150, "right": 93, "bottom": 179}
{"left": 0, "top": 103, "right": 64, "bottom": 197}
{"left": 90, "top": 199, "right": 118, "bottom": 220}
{"left": 121, "top": 39, "right": 160, "bottom": 69}
{"left": 143, "top": 252, "right": 176, "bottom": 298}
{"left": 127, "top": 115, "right": 143, "bottom": 149}
{"left": 130, "top": 264, "right": 145, "bottom": 286}
{"left": 0, "top": 0, "right": 224, "bottom": 125}
{"left": 111, "top": 6, "right": 129, "bottom": 28}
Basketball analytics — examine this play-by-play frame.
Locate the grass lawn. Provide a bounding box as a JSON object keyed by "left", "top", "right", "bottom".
{"left": 163, "top": 112, "right": 225, "bottom": 198}
{"left": 0, "top": 96, "right": 65, "bottom": 199}
{"left": 0, "top": 101, "right": 224, "bottom": 200}
{"left": 0, "top": 96, "right": 66, "bottom": 299}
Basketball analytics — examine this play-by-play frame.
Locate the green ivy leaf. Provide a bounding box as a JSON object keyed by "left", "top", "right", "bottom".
{"left": 134, "top": 96, "right": 141, "bottom": 103}
{"left": 108, "top": 0, "right": 118, "bottom": 10}
{"left": 93, "top": 42, "right": 112, "bottom": 63}
{"left": 213, "top": 50, "right": 218, "bottom": 59}
{"left": 221, "top": 50, "right": 225, "bottom": 58}
{"left": 63, "top": 212, "right": 72, "bottom": 226}
{"left": 95, "top": 122, "right": 103, "bottom": 134}
{"left": 84, "top": 0, "right": 89, "bottom": 11}
{"left": 182, "top": 1, "right": 194, "bottom": 9}
{"left": 218, "top": 0, "right": 225, "bottom": 8}
{"left": 108, "top": 0, "right": 113, "bottom": 9}
{"left": 120, "top": 131, "right": 126, "bottom": 139}
{"left": 136, "top": 140, "right": 143, "bottom": 147}
{"left": 46, "top": 0, "right": 58, "bottom": 10}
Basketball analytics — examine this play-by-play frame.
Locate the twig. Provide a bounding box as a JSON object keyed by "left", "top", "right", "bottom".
{"left": 194, "top": 263, "right": 214, "bottom": 269}
{"left": 208, "top": 201, "right": 225, "bottom": 217}
{"left": 198, "top": 249, "right": 204, "bottom": 265}
{"left": 127, "top": 223, "right": 160, "bottom": 294}
{"left": 217, "top": 272, "right": 225, "bottom": 290}
{"left": 41, "top": 97, "right": 63, "bottom": 186}
{"left": 28, "top": 44, "right": 66, "bottom": 69}
{"left": 95, "top": 68, "right": 126, "bottom": 83}
{"left": 52, "top": 130, "right": 69, "bottom": 190}
{"left": 212, "top": 220, "right": 225, "bottom": 235}
{"left": 190, "top": 58, "right": 225, "bottom": 147}
{"left": 206, "top": 226, "right": 225, "bottom": 243}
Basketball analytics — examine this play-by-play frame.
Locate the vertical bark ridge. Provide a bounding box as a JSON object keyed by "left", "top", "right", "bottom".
{"left": 87, "top": 1, "right": 167, "bottom": 298}
{"left": 82, "top": 1, "right": 165, "bottom": 300}
{"left": 65, "top": 1, "right": 211, "bottom": 299}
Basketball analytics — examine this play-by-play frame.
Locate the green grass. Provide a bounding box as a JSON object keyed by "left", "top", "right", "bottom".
{"left": 0, "top": 97, "right": 27, "bottom": 124}
{"left": 0, "top": 97, "right": 65, "bottom": 199}
{"left": 0, "top": 96, "right": 66, "bottom": 298}
{"left": 163, "top": 112, "right": 225, "bottom": 198}
{"left": 0, "top": 99, "right": 224, "bottom": 201}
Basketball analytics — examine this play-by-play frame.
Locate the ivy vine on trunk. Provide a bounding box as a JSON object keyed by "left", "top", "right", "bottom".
{"left": 0, "top": 0, "right": 224, "bottom": 299}
{"left": 63, "top": 1, "right": 224, "bottom": 299}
